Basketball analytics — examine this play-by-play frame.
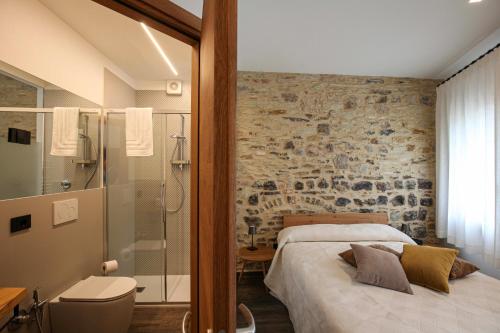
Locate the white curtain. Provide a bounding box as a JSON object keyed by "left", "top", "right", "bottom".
{"left": 436, "top": 47, "right": 500, "bottom": 268}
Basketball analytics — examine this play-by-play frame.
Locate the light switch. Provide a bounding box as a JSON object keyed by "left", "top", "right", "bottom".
{"left": 53, "top": 198, "right": 78, "bottom": 226}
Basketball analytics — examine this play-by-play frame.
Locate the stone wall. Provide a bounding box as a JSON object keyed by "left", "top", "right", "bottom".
{"left": 0, "top": 72, "right": 37, "bottom": 107}
{"left": 0, "top": 72, "right": 38, "bottom": 140}
{"left": 236, "top": 71, "right": 439, "bottom": 250}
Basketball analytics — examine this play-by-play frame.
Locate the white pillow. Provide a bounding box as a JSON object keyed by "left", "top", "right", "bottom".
{"left": 277, "top": 223, "right": 416, "bottom": 249}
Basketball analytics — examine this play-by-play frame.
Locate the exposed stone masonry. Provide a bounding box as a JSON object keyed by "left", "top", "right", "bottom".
{"left": 0, "top": 73, "right": 37, "bottom": 139}
{"left": 236, "top": 71, "right": 439, "bottom": 250}
{"left": 0, "top": 73, "right": 37, "bottom": 108}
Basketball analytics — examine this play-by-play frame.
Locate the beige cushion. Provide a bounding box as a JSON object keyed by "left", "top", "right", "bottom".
{"left": 351, "top": 244, "right": 413, "bottom": 294}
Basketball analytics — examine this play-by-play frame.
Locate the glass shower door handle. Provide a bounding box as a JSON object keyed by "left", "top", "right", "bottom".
{"left": 160, "top": 182, "right": 166, "bottom": 225}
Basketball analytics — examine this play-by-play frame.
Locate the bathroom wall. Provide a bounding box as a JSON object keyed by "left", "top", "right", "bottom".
{"left": 103, "top": 69, "right": 136, "bottom": 108}
{"left": 0, "top": 188, "right": 104, "bottom": 333}
{"left": 0, "top": 72, "right": 37, "bottom": 107}
{"left": 136, "top": 84, "right": 191, "bottom": 112}
{"left": 237, "top": 71, "right": 438, "bottom": 250}
{"left": 43, "top": 89, "right": 101, "bottom": 109}
{"left": 0, "top": 0, "right": 134, "bottom": 105}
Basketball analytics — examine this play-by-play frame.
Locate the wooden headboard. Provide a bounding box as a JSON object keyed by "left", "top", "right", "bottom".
{"left": 283, "top": 213, "right": 388, "bottom": 228}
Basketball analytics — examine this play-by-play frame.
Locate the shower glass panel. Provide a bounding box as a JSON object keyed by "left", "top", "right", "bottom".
{"left": 0, "top": 110, "right": 100, "bottom": 200}
{"left": 106, "top": 112, "right": 190, "bottom": 304}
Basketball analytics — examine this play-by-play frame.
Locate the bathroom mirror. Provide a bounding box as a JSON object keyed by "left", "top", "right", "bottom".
{"left": 0, "top": 66, "right": 102, "bottom": 200}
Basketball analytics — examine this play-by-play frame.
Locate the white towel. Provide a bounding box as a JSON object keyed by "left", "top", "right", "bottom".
{"left": 126, "top": 107, "right": 153, "bottom": 156}
{"left": 50, "top": 107, "right": 79, "bottom": 156}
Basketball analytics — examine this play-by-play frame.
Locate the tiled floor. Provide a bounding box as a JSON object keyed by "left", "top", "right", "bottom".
{"left": 134, "top": 275, "right": 190, "bottom": 303}
{"left": 129, "top": 272, "right": 294, "bottom": 332}
{"left": 237, "top": 272, "right": 294, "bottom": 333}
{"left": 128, "top": 305, "right": 189, "bottom": 333}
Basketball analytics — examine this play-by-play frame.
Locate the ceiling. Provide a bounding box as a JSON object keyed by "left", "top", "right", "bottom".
{"left": 171, "top": 0, "right": 203, "bottom": 18}
{"left": 174, "top": 0, "right": 500, "bottom": 79}
{"left": 39, "top": 0, "right": 192, "bottom": 85}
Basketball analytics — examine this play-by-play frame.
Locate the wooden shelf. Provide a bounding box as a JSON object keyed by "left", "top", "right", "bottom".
{"left": 0, "top": 288, "right": 27, "bottom": 321}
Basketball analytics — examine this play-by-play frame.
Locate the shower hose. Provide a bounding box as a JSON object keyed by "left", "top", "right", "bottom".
{"left": 166, "top": 139, "right": 186, "bottom": 213}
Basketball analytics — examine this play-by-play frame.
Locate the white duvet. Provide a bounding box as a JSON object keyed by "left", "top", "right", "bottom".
{"left": 264, "top": 224, "right": 500, "bottom": 333}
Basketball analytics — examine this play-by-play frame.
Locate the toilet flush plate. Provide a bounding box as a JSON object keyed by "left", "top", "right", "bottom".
{"left": 53, "top": 198, "right": 78, "bottom": 226}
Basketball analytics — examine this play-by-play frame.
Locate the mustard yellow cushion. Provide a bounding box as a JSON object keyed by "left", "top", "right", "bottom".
{"left": 400, "top": 245, "right": 458, "bottom": 293}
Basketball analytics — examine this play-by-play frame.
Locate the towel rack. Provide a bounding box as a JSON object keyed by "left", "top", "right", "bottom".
{"left": 104, "top": 108, "right": 190, "bottom": 114}
{"left": 0, "top": 107, "right": 101, "bottom": 114}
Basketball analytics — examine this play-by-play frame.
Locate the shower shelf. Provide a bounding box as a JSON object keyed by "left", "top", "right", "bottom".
{"left": 72, "top": 159, "right": 97, "bottom": 166}
{"left": 171, "top": 160, "right": 191, "bottom": 166}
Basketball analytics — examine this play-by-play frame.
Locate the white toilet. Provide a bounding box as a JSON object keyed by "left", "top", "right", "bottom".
{"left": 49, "top": 276, "right": 137, "bottom": 333}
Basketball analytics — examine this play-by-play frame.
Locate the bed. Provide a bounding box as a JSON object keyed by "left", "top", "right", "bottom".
{"left": 264, "top": 213, "right": 500, "bottom": 333}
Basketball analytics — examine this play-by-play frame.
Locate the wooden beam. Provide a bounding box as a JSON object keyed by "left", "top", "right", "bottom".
{"left": 91, "top": 0, "right": 200, "bottom": 45}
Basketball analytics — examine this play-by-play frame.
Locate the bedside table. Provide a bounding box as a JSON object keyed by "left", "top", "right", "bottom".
{"left": 238, "top": 246, "right": 276, "bottom": 284}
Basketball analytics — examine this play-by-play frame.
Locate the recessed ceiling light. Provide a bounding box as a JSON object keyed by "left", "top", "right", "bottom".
{"left": 469, "top": 0, "right": 482, "bottom": 3}
{"left": 140, "top": 22, "right": 178, "bottom": 76}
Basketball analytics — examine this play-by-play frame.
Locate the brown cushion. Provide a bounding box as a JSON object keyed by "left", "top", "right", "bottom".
{"left": 400, "top": 245, "right": 458, "bottom": 293}
{"left": 351, "top": 244, "right": 413, "bottom": 294}
{"left": 339, "top": 244, "right": 401, "bottom": 268}
{"left": 449, "top": 257, "right": 479, "bottom": 280}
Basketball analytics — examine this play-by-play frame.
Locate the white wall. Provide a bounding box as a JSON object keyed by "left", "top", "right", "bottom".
{"left": 0, "top": 0, "right": 134, "bottom": 105}
{"left": 103, "top": 69, "right": 136, "bottom": 108}
{"left": 136, "top": 86, "right": 191, "bottom": 112}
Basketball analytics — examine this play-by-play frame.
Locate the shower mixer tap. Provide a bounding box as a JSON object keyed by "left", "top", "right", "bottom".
{"left": 169, "top": 115, "right": 190, "bottom": 170}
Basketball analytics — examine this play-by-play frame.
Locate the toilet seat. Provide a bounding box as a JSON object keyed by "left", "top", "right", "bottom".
{"left": 56, "top": 276, "right": 137, "bottom": 302}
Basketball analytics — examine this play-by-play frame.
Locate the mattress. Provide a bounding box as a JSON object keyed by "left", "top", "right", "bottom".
{"left": 264, "top": 224, "right": 500, "bottom": 333}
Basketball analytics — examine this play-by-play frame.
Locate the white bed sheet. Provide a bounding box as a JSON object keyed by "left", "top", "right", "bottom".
{"left": 265, "top": 240, "right": 500, "bottom": 333}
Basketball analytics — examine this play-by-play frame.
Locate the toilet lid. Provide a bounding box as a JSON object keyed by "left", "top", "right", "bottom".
{"left": 58, "top": 276, "right": 137, "bottom": 302}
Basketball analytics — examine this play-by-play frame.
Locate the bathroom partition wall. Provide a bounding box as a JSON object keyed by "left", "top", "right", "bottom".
{"left": 105, "top": 111, "right": 191, "bottom": 303}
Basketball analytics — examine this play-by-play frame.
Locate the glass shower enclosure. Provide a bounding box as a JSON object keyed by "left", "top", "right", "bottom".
{"left": 105, "top": 111, "right": 190, "bottom": 303}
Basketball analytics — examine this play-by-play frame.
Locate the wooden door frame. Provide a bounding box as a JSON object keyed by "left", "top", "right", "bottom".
{"left": 91, "top": 1, "right": 237, "bottom": 332}
{"left": 198, "top": 0, "right": 237, "bottom": 332}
